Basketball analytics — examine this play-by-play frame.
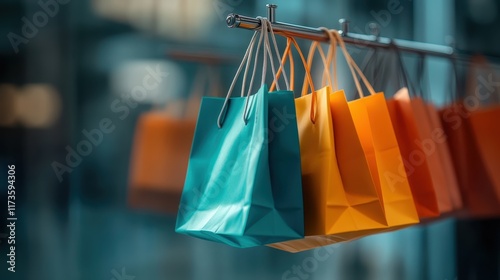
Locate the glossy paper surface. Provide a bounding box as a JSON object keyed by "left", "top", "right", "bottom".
{"left": 176, "top": 85, "right": 304, "bottom": 248}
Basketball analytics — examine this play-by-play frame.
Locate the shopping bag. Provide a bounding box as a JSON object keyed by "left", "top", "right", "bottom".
{"left": 411, "top": 99, "right": 454, "bottom": 215}
{"left": 275, "top": 30, "right": 420, "bottom": 253}
{"left": 334, "top": 30, "right": 419, "bottom": 231}
{"left": 269, "top": 33, "right": 388, "bottom": 252}
{"left": 312, "top": 35, "right": 388, "bottom": 236}
{"left": 440, "top": 103, "right": 499, "bottom": 216}
{"left": 466, "top": 56, "right": 500, "bottom": 204}
{"left": 366, "top": 46, "right": 450, "bottom": 218}
{"left": 440, "top": 56, "right": 500, "bottom": 216}
{"left": 271, "top": 87, "right": 356, "bottom": 249}
{"left": 127, "top": 65, "right": 215, "bottom": 213}
{"left": 176, "top": 18, "right": 304, "bottom": 247}
{"left": 425, "top": 102, "right": 463, "bottom": 212}
{"left": 386, "top": 88, "right": 440, "bottom": 218}
{"left": 128, "top": 111, "right": 196, "bottom": 213}
{"left": 469, "top": 106, "right": 500, "bottom": 202}
{"left": 349, "top": 93, "right": 420, "bottom": 228}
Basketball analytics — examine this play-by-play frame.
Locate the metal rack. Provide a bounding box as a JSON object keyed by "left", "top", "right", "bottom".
{"left": 226, "top": 4, "right": 455, "bottom": 59}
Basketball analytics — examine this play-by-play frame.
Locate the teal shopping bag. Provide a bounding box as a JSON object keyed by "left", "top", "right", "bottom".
{"left": 176, "top": 85, "right": 303, "bottom": 248}
{"left": 176, "top": 18, "right": 303, "bottom": 248}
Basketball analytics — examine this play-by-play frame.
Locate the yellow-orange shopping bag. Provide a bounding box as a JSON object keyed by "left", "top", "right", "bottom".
{"left": 330, "top": 30, "right": 420, "bottom": 232}
{"left": 412, "top": 96, "right": 453, "bottom": 214}
{"left": 320, "top": 29, "right": 419, "bottom": 234}
{"left": 349, "top": 93, "right": 420, "bottom": 229}
{"left": 268, "top": 35, "right": 388, "bottom": 252}
{"left": 310, "top": 34, "right": 389, "bottom": 236}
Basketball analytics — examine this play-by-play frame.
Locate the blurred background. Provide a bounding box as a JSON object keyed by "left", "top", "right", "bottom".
{"left": 0, "top": 0, "right": 499, "bottom": 279}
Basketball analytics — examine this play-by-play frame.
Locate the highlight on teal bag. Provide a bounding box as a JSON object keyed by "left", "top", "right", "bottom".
{"left": 175, "top": 18, "right": 304, "bottom": 248}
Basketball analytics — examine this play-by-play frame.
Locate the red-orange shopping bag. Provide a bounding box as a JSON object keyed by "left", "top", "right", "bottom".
{"left": 386, "top": 88, "right": 441, "bottom": 218}
{"left": 469, "top": 106, "right": 500, "bottom": 202}
{"left": 425, "top": 102, "right": 463, "bottom": 212}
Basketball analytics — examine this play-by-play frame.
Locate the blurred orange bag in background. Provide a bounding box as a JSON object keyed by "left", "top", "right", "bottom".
{"left": 440, "top": 103, "right": 499, "bottom": 217}
{"left": 128, "top": 66, "right": 218, "bottom": 213}
{"left": 469, "top": 106, "right": 500, "bottom": 203}
{"left": 128, "top": 112, "right": 195, "bottom": 213}
{"left": 440, "top": 56, "right": 500, "bottom": 217}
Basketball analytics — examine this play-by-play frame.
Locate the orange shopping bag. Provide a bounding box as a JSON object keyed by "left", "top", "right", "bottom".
{"left": 379, "top": 48, "right": 452, "bottom": 218}
{"left": 303, "top": 30, "right": 419, "bottom": 233}
{"left": 349, "top": 92, "right": 420, "bottom": 230}
{"left": 128, "top": 111, "right": 195, "bottom": 213}
{"left": 330, "top": 29, "right": 420, "bottom": 231}
{"left": 467, "top": 56, "right": 500, "bottom": 205}
{"left": 386, "top": 88, "right": 441, "bottom": 218}
{"left": 382, "top": 46, "right": 462, "bottom": 218}
{"left": 469, "top": 106, "right": 500, "bottom": 202}
{"left": 440, "top": 56, "right": 500, "bottom": 216}
{"left": 268, "top": 36, "right": 387, "bottom": 252}
{"left": 440, "top": 103, "right": 499, "bottom": 217}
{"left": 308, "top": 33, "right": 388, "bottom": 239}
{"left": 425, "top": 102, "right": 463, "bottom": 212}
{"left": 128, "top": 66, "right": 218, "bottom": 213}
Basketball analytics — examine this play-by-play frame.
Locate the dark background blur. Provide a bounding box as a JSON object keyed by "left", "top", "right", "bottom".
{"left": 0, "top": 0, "right": 499, "bottom": 279}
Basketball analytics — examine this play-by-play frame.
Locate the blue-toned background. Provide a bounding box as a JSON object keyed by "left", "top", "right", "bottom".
{"left": 0, "top": 0, "right": 499, "bottom": 279}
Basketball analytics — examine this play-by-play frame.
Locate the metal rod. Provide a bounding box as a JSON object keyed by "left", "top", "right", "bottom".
{"left": 225, "top": 13, "right": 455, "bottom": 58}
{"left": 266, "top": 4, "right": 277, "bottom": 23}
{"left": 166, "top": 49, "right": 239, "bottom": 64}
